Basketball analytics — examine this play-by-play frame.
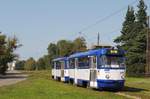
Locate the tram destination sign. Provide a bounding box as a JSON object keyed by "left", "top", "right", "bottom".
{"left": 106, "top": 49, "right": 124, "bottom": 56}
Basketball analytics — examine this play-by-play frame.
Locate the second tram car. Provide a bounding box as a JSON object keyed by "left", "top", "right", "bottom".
{"left": 52, "top": 57, "right": 69, "bottom": 82}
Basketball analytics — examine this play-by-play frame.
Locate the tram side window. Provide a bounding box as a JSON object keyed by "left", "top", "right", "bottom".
{"left": 64, "top": 61, "right": 68, "bottom": 69}
{"left": 93, "top": 56, "right": 96, "bottom": 67}
{"left": 60, "top": 61, "right": 65, "bottom": 69}
{"left": 69, "top": 59, "right": 75, "bottom": 69}
{"left": 93, "top": 56, "right": 96, "bottom": 64}
{"left": 56, "top": 61, "right": 61, "bottom": 69}
{"left": 78, "top": 57, "right": 90, "bottom": 69}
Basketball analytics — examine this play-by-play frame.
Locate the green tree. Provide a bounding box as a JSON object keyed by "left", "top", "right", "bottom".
{"left": 114, "top": 0, "right": 148, "bottom": 76}
{"left": 136, "top": 0, "right": 148, "bottom": 28}
{"left": 46, "top": 37, "right": 87, "bottom": 70}
{"left": 127, "top": 0, "right": 148, "bottom": 75}
{"left": 47, "top": 43, "right": 58, "bottom": 58}
{"left": 0, "top": 33, "right": 7, "bottom": 74}
{"left": 42, "top": 55, "right": 51, "bottom": 69}
{"left": 36, "top": 55, "right": 51, "bottom": 70}
{"left": 36, "top": 57, "right": 45, "bottom": 70}
{"left": 15, "top": 60, "right": 25, "bottom": 70}
{"left": 73, "top": 37, "right": 87, "bottom": 52}
{"left": 57, "top": 40, "right": 73, "bottom": 56}
{"left": 24, "top": 57, "right": 36, "bottom": 71}
{"left": 114, "top": 6, "right": 135, "bottom": 44}
{"left": 0, "top": 33, "right": 20, "bottom": 74}
{"left": 126, "top": 28, "right": 147, "bottom": 75}
{"left": 47, "top": 43, "right": 59, "bottom": 69}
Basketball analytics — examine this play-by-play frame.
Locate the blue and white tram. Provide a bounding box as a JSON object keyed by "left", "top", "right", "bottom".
{"left": 52, "top": 57, "right": 69, "bottom": 82}
{"left": 68, "top": 48, "right": 126, "bottom": 90}
{"left": 52, "top": 48, "right": 126, "bottom": 90}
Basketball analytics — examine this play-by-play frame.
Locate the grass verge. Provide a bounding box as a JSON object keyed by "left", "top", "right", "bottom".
{"left": 0, "top": 71, "right": 127, "bottom": 99}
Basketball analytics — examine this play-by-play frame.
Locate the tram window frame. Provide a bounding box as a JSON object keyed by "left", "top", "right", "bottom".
{"left": 93, "top": 56, "right": 97, "bottom": 67}
{"left": 77, "top": 56, "right": 90, "bottom": 69}
{"left": 69, "top": 58, "right": 75, "bottom": 69}
{"left": 97, "top": 56, "right": 108, "bottom": 68}
{"left": 91, "top": 56, "right": 97, "bottom": 68}
{"left": 93, "top": 56, "right": 96, "bottom": 64}
{"left": 64, "top": 61, "right": 68, "bottom": 69}
{"left": 60, "top": 61, "right": 65, "bottom": 69}
{"left": 56, "top": 61, "right": 61, "bottom": 69}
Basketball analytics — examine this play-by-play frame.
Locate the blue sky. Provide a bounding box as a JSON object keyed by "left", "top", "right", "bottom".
{"left": 0, "top": 0, "right": 149, "bottom": 60}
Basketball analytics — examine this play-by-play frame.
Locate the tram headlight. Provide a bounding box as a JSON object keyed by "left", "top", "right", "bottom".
{"left": 121, "top": 74, "right": 125, "bottom": 79}
{"left": 120, "top": 72, "right": 125, "bottom": 80}
{"left": 105, "top": 74, "right": 110, "bottom": 79}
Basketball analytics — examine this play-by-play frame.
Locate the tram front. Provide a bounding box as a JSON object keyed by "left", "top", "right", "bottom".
{"left": 97, "top": 48, "right": 126, "bottom": 90}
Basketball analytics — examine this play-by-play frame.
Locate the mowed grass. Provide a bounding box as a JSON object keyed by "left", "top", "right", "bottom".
{"left": 123, "top": 77, "right": 150, "bottom": 99}
{"left": 0, "top": 71, "right": 150, "bottom": 99}
{"left": 0, "top": 71, "right": 126, "bottom": 99}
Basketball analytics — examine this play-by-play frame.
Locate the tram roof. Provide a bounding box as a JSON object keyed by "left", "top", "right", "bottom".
{"left": 68, "top": 48, "right": 125, "bottom": 59}
{"left": 68, "top": 48, "right": 107, "bottom": 58}
{"left": 52, "top": 57, "right": 67, "bottom": 61}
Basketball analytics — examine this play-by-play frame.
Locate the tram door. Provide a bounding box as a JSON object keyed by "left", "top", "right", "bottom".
{"left": 61, "top": 61, "right": 64, "bottom": 79}
{"left": 74, "top": 58, "right": 78, "bottom": 84}
{"left": 90, "top": 56, "right": 97, "bottom": 83}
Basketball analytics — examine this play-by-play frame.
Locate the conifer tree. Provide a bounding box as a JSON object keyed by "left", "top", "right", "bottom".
{"left": 136, "top": 0, "right": 148, "bottom": 28}
{"left": 128, "top": 0, "right": 148, "bottom": 74}
{"left": 114, "top": 6, "right": 135, "bottom": 45}
{"left": 114, "top": 0, "right": 148, "bottom": 75}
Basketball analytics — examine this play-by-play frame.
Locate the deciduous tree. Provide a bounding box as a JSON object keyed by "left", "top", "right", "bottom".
{"left": 24, "top": 57, "right": 36, "bottom": 71}
{"left": 0, "top": 33, "right": 20, "bottom": 74}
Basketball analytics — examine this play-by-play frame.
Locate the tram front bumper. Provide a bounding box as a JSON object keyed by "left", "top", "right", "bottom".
{"left": 97, "top": 80, "right": 125, "bottom": 90}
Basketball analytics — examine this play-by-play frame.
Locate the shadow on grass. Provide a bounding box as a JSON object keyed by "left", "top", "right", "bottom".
{"left": 121, "top": 86, "right": 149, "bottom": 92}
{"left": 92, "top": 86, "right": 149, "bottom": 92}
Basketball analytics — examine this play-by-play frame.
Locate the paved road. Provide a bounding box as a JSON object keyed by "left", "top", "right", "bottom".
{"left": 0, "top": 70, "right": 28, "bottom": 87}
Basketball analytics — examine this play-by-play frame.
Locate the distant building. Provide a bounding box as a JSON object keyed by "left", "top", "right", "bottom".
{"left": 7, "top": 61, "right": 16, "bottom": 71}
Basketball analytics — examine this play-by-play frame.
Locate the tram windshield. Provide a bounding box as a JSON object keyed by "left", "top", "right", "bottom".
{"left": 99, "top": 56, "right": 125, "bottom": 68}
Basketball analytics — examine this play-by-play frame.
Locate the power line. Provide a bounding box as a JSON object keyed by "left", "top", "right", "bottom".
{"left": 78, "top": 0, "right": 138, "bottom": 33}
{"left": 81, "top": 27, "right": 121, "bottom": 46}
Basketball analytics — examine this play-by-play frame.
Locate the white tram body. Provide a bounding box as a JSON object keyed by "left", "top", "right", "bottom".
{"left": 51, "top": 68, "right": 54, "bottom": 79}
{"left": 52, "top": 57, "right": 69, "bottom": 82}
{"left": 52, "top": 48, "right": 126, "bottom": 90}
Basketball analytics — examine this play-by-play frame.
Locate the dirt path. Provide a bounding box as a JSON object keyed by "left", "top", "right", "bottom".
{"left": 115, "top": 92, "right": 141, "bottom": 99}
{"left": 0, "top": 70, "right": 28, "bottom": 87}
